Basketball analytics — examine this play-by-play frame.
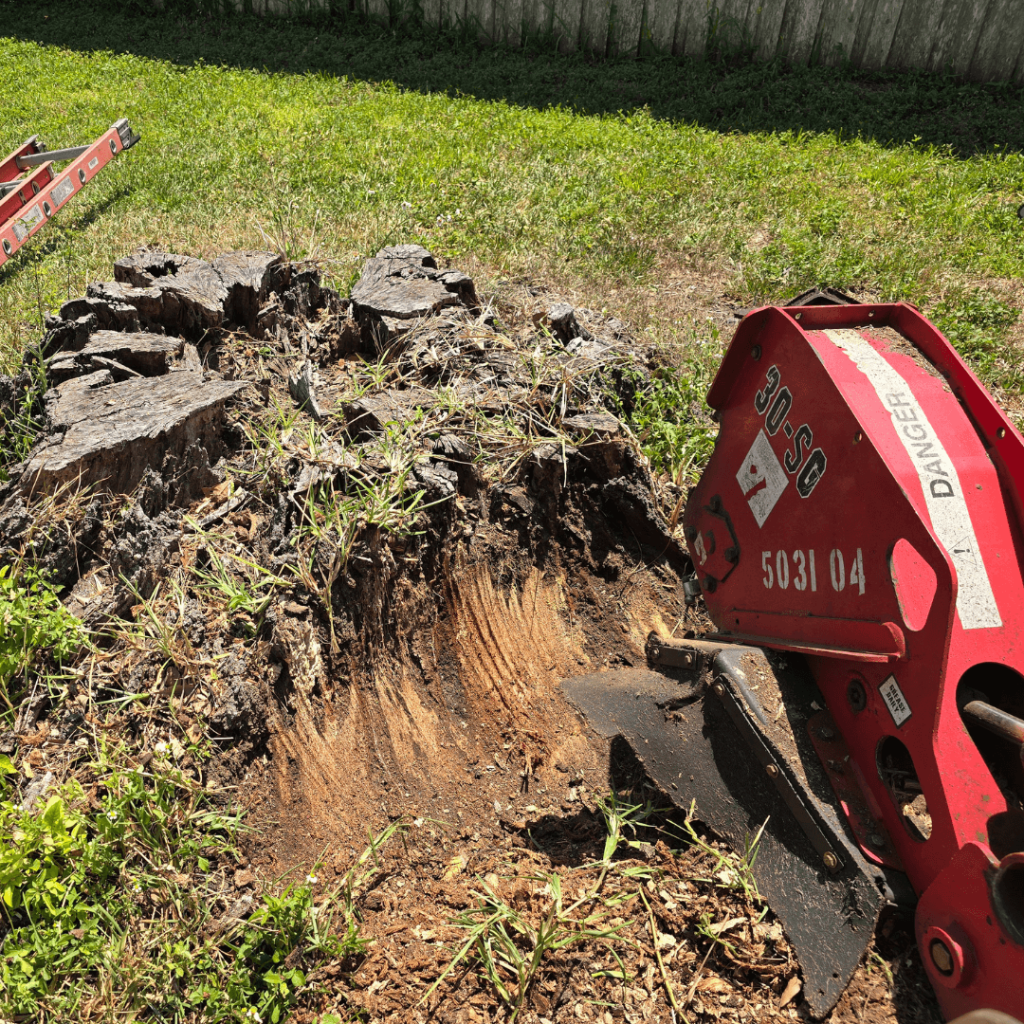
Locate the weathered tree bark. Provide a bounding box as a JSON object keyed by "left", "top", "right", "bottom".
{"left": 343, "top": 386, "right": 435, "bottom": 437}
{"left": 83, "top": 250, "right": 287, "bottom": 338}
{"left": 46, "top": 331, "right": 202, "bottom": 384}
{"left": 288, "top": 360, "right": 325, "bottom": 421}
{"left": 350, "top": 244, "right": 479, "bottom": 320}
{"left": 22, "top": 372, "right": 247, "bottom": 495}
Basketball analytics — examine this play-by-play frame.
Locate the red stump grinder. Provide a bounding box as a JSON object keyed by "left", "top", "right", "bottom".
{"left": 563, "top": 301, "right": 1024, "bottom": 1021}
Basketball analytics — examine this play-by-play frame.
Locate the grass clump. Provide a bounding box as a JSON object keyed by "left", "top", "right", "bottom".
{"left": 619, "top": 355, "right": 720, "bottom": 483}
{"left": 430, "top": 872, "right": 632, "bottom": 1023}
{"left": 928, "top": 289, "right": 1022, "bottom": 385}
{"left": 0, "top": 362, "right": 47, "bottom": 479}
{"left": 0, "top": 741, "right": 398, "bottom": 1023}
{"left": 0, "top": 564, "right": 87, "bottom": 717}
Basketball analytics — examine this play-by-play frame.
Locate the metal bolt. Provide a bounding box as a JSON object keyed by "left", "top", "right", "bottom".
{"left": 997, "top": 427, "right": 1006, "bottom": 439}
{"left": 848, "top": 679, "right": 867, "bottom": 713}
{"left": 820, "top": 726, "right": 835, "bottom": 740}
{"left": 930, "top": 939, "right": 954, "bottom": 976}
{"left": 751, "top": 344, "right": 762, "bottom": 361}
{"left": 765, "top": 764, "right": 779, "bottom": 778}
{"left": 869, "top": 834, "right": 886, "bottom": 849}
{"left": 713, "top": 682, "right": 725, "bottom": 696}
{"left": 794, "top": 312, "right": 802, "bottom": 320}
{"left": 822, "top": 852, "right": 839, "bottom": 870}
{"left": 683, "top": 654, "right": 693, "bottom": 667}
{"left": 854, "top": 431, "right": 863, "bottom": 443}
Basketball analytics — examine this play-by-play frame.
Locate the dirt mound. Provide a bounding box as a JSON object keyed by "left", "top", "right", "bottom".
{"left": 0, "top": 247, "right": 937, "bottom": 1023}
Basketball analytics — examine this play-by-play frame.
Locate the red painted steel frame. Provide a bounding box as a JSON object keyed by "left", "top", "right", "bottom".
{"left": 683, "top": 302, "right": 1024, "bottom": 1021}
{"left": 0, "top": 123, "right": 132, "bottom": 270}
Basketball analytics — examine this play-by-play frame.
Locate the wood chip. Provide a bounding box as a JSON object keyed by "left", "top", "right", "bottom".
{"left": 696, "top": 976, "right": 733, "bottom": 994}
{"left": 779, "top": 975, "right": 802, "bottom": 1007}
{"left": 708, "top": 916, "right": 746, "bottom": 935}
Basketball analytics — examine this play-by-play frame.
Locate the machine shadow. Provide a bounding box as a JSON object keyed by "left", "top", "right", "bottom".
{"left": 6, "top": 4, "right": 1024, "bottom": 159}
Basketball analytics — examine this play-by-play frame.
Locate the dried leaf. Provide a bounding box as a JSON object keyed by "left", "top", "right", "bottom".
{"left": 697, "top": 976, "right": 733, "bottom": 994}
{"left": 708, "top": 916, "right": 746, "bottom": 936}
{"left": 204, "top": 480, "right": 232, "bottom": 502}
{"left": 779, "top": 975, "right": 802, "bottom": 1007}
{"left": 442, "top": 854, "right": 467, "bottom": 881}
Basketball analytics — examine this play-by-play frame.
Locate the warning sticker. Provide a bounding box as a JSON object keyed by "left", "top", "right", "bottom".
{"left": 736, "top": 429, "right": 789, "bottom": 527}
{"left": 13, "top": 204, "right": 43, "bottom": 241}
{"left": 824, "top": 328, "right": 1001, "bottom": 630}
{"left": 50, "top": 177, "right": 74, "bottom": 206}
{"left": 879, "top": 675, "right": 912, "bottom": 727}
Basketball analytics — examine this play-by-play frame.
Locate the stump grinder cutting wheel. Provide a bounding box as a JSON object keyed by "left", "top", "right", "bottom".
{"left": 562, "top": 301, "right": 1024, "bottom": 1022}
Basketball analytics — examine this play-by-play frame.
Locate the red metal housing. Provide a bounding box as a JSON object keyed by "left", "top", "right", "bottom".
{"left": 683, "top": 303, "right": 1024, "bottom": 1021}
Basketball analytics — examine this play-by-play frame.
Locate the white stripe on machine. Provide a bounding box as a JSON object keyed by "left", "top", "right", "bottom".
{"left": 823, "top": 328, "right": 1000, "bottom": 631}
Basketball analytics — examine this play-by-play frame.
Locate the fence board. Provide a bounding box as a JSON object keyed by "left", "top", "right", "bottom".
{"left": 814, "top": 0, "right": 860, "bottom": 65}
{"left": 469, "top": 0, "right": 495, "bottom": 41}
{"left": 885, "top": 0, "right": 942, "bottom": 72}
{"left": 608, "top": 0, "right": 645, "bottom": 55}
{"left": 968, "top": 0, "right": 1024, "bottom": 82}
{"left": 857, "top": 0, "right": 903, "bottom": 69}
{"left": 642, "top": 0, "right": 680, "bottom": 53}
{"left": 438, "top": 0, "right": 454, "bottom": 28}
{"left": 738, "top": 0, "right": 763, "bottom": 43}
{"left": 924, "top": 0, "right": 967, "bottom": 72}
{"left": 519, "top": 0, "right": 539, "bottom": 38}
{"left": 713, "top": 0, "right": 755, "bottom": 52}
{"left": 493, "top": 0, "right": 524, "bottom": 43}
{"left": 580, "top": 0, "right": 612, "bottom": 53}
{"left": 930, "top": 0, "right": 988, "bottom": 77}
{"left": 421, "top": 0, "right": 442, "bottom": 28}
{"left": 526, "top": 0, "right": 554, "bottom": 40}
{"left": 778, "top": 0, "right": 825, "bottom": 63}
{"left": 846, "top": 0, "right": 879, "bottom": 66}
{"left": 551, "top": 0, "right": 585, "bottom": 49}
{"left": 675, "top": 0, "right": 707, "bottom": 56}
{"left": 750, "top": 0, "right": 787, "bottom": 61}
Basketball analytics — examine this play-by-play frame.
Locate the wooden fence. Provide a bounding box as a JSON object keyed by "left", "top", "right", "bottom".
{"left": 225, "top": 0, "right": 1024, "bottom": 83}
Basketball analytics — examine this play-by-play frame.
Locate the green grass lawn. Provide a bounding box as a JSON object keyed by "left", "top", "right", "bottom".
{"left": 0, "top": 1, "right": 1022, "bottom": 403}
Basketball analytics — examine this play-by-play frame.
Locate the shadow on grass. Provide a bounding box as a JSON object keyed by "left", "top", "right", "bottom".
{"left": 4, "top": 1, "right": 1024, "bottom": 159}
